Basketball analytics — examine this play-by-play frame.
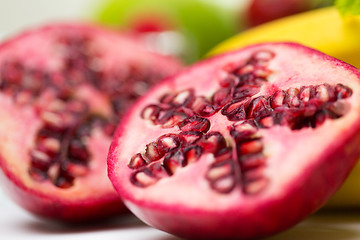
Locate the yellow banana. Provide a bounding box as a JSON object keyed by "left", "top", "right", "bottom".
{"left": 209, "top": 6, "right": 360, "bottom": 208}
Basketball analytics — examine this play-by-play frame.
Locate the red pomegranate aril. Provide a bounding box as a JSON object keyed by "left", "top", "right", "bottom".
{"left": 243, "top": 177, "right": 269, "bottom": 195}
{"left": 179, "top": 131, "right": 203, "bottom": 145}
{"left": 237, "top": 138, "right": 263, "bottom": 155}
{"left": 240, "top": 154, "right": 266, "bottom": 170}
{"left": 298, "top": 85, "right": 316, "bottom": 103}
{"left": 222, "top": 99, "right": 249, "bottom": 121}
{"left": 130, "top": 169, "right": 158, "bottom": 187}
{"left": 197, "top": 131, "right": 227, "bottom": 154}
{"left": 212, "top": 87, "right": 232, "bottom": 107}
{"left": 192, "top": 96, "right": 218, "bottom": 117}
{"left": 286, "top": 87, "right": 300, "bottom": 107}
{"left": 163, "top": 150, "right": 186, "bottom": 175}
{"left": 251, "top": 50, "right": 275, "bottom": 63}
{"left": 144, "top": 142, "right": 164, "bottom": 162}
{"left": 206, "top": 160, "right": 234, "bottom": 183}
{"left": 246, "top": 96, "right": 272, "bottom": 119}
{"left": 183, "top": 145, "right": 203, "bottom": 164}
{"left": 108, "top": 43, "right": 360, "bottom": 239}
{"left": 178, "top": 116, "right": 210, "bottom": 133}
{"left": 270, "top": 90, "right": 287, "bottom": 109}
{"left": 147, "top": 162, "right": 169, "bottom": 179}
{"left": 214, "top": 147, "right": 234, "bottom": 163}
{"left": 210, "top": 175, "right": 236, "bottom": 194}
{"left": 128, "top": 153, "right": 147, "bottom": 169}
{"left": 335, "top": 83, "right": 353, "bottom": 99}
{"left": 68, "top": 139, "right": 89, "bottom": 162}
{"left": 233, "top": 85, "right": 260, "bottom": 100}
{"left": 141, "top": 104, "right": 161, "bottom": 122}
{"left": 30, "top": 150, "right": 52, "bottom": 170}
{"left": 159, "top": 92, "right": 176, "bottom": 105}
{"left": 325, "top": 101, "right": 349, "bottom": 117}
{"left": 66, "top": 162, "right": 89, "bottom": 177}
{"left": 157, "top": 110, "right": 189, "bottom": 128}
{"left": 157, "top": 134, "right": 181, "bottom": 152}
{"left": 170, "top": 89, "right": 194, "bottom": 107}
{"left": 257, "top": 115, "right": 274, "bottom": 128}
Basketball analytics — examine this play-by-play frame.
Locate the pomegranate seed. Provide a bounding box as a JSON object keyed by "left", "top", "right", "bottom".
{"left": 141, "top": 104, "right": 161, "bottom": 122}
{"left": 171, "top": 89, "right": 194, "bottom": 107}
{"left": 335, "top": 83, "right": 353, "bottom": 99}
{"left": 207, "top": 160, "right": 234, "bottom": 181}
{"left": 233, "top": 85, "right": 260, "bottom": 100}
{"left": 237, "top": 139, "right": 263, "bottom": 155}
{"left": 210, "top": 175, "right": 236, "bottom": 194}
{"left": 183, "top": 145, "right": 203, "bottom": 164}
{"left": 128, "top": 153, "right": 147, "bottom": 169}
{"left": 28, "top": 168, "right": 48, "bottom": 181}
{"left": 157, "top": 110, "right": 189, "bottom": 128}
{"left": 214, "top": 147, "right": 233, "bottom": 163}
{"left": 163, "top": 150, "right": 185, "bottom": 175}
{"left": 66, "top": 162, "right": 89, "bottom": 177}
{"left": 243, "top": 177, "right": 269, "bottom": 195}
{"left": 148, "top": 162, "right": 169, "bottom": 179}
{"left": 197, "top": 132, "right": 226, "bottom": 155}
{"left": 178, "top": 116, "right": 210, "bottom": 133}
{"left": 144, "top": 142, "right": 164, "bottom": 162}
{"left": 240, "top": 155, "right": 266, "bottom": 170}
{"left": 257, "top": 116, "right": 274, "bottom": 128}
{"left": 246, "top": 96, "right": 272, "bottom": 119}
{"left": 130, "top": 169, "right": 158, "bottom": 187}
{"left": 286, "top": 87, "right": 300, "bottom": 107}
{"left": 157, "top": 134, "right": 181, "bottom": 152}
{"left": 212, "top": 87, "right": 232, "bottom": 107}
{"left": 192, "top": 96, "right": 218, "bottom": 117}
{"left": 251, "top": 50, "right": 275, "bottom": 63}
{"left": 68, "top": 139, "right": 89, "bottom": 162}
{"left": 298, "top": 85, "right": 315, "bottom": 103}
{"left": 222, "top": 99, "right": 249, "bottom": 121}
{"left": 179, "top": 131, "right": 203, "bottom": 145}
{"left": 270, "top": 90, "right": 287, "bottom": 109}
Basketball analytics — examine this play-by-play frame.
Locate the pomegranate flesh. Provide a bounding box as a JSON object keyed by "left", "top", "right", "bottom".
{"left": 0, "top": 23, "right": 182, "bottom": 222}
{"left": 108, "top": 43, "right": 360, "bottom": 239}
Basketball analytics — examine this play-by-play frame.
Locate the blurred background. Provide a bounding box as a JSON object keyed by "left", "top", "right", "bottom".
{"left": 0, "top": 0, "right": 332, "bottom": 64}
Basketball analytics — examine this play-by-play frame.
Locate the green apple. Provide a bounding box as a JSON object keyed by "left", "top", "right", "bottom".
{"left": 92, "top": 0, "right": 240, "bottom": 63}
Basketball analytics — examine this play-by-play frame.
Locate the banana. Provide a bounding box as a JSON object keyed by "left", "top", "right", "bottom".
{"left": 209, "top": 6, "right": 360, "bottom": 208}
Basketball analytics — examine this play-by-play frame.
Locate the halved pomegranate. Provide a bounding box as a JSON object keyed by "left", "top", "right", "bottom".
{"left": 108, "top": 43, "right": 360, "bottom": 239}
{"left": 0, "top": 23, "right": 182, "bottom": 222}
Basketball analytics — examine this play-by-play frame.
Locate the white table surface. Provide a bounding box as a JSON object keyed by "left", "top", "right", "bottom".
{"left": 0, "top": 188, "right": 359, "bottom": 240}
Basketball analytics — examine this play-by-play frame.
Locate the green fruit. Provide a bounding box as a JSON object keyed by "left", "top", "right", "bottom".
{"left": 92, "top": 0, "right": 239, "bottom": 63}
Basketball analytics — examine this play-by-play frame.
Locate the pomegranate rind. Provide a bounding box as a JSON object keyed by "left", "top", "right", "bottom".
{"left": 108, "top": 43, "right": 360, "bottom": 239}
{"left": 0, "top": 23, "right": 182, "bottom": 221}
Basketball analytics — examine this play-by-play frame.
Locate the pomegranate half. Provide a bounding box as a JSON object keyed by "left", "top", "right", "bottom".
{"left": 108, "top": 43, "right": 360, "bottom": 239}
{"left": 0, "top": 23, "right": 182, "bottom": 221}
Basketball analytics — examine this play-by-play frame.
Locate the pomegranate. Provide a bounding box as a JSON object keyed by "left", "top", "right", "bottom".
{"left": 108, "top": 43, "right": 360, "bottom": 239}
{"left": 0, "top": 23, "right": 182, "bottom": 222}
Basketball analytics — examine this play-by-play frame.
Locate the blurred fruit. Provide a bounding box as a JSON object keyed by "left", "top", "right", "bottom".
{"left": 245, "top": 0, "right": 333, "bottom": 27}
{"left": 209, "top": 6, "right": 360, "bottom": 208}
{"left": 92, "top": 0, "right": 239, "bottom": 63}
{"left": 246, "top": 0, "right": 310, "bottom": 27}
